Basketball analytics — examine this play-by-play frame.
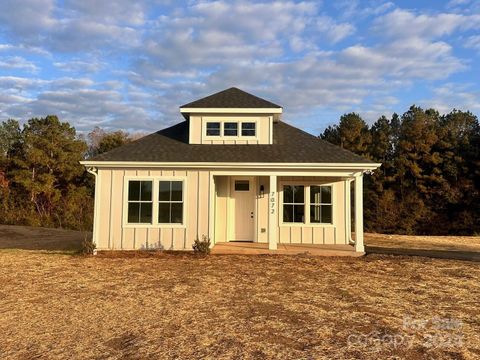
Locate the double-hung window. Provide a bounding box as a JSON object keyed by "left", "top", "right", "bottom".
{"left": 158, "top": 181, "right": 184, "bottom": 224}
{"left": 224, "top": 122, "right": 238, "bottom": 136}
{"left": 127, "top": 181, "right": 153, "bottom": 223}
{"left": 310, "top": 186, "right": 332, "bottom": 224}
{"left": 283, "top": 185, "right": 305, "bottom": 223}
{"left": 282, "top": 184, "right": 333, "bottom": 225}
{"left": 206, "top": 122, "right": 220, "bottom": 136}
{"left": 241, "top": 122, "right": 256, "bottom": 136}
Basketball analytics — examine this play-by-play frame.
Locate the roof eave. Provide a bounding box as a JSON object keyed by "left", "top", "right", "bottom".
{"left": 179, "top": 107, "right": 283, "bottom": 114}
{"left": 80, "top": 160, "right": 381, "bottom": 172}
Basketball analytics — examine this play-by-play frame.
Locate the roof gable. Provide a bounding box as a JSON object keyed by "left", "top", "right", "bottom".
{"left": 180, "top": 87, "right": 282, "bottom": 109}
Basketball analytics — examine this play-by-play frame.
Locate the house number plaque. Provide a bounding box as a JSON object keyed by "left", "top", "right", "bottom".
{"left": 270, "top": 192, "right": 275, "bottom": 214}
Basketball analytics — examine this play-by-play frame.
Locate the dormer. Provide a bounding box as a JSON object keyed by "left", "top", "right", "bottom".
{"left": 180, "top": 87, "right": 282, "bottom": 145}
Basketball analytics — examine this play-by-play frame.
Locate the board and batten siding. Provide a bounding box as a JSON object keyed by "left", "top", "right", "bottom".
{"left": 189, "top": 114, "right": 272, "bottom": 144}
{"left": 96, "top": 168, "right": 211, "bottom": 250}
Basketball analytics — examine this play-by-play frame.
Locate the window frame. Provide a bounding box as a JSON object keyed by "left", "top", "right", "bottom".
{"left": 203, "top": 120, "right": 259, "bottom": 140}
{"left": 123, "top": 176, "right": 187, "bottom": 228}
{"left": 126, "top": 180, "right": 154, "bottom": 224}
{"left": 309, "top": 185, "right": 333, "bottom": 225}
{"left": 205, "top": 122, "right": 221, "bottom": 136}
{"left": 241, "top": 122, "right": 256, "bottom": 137}
{"left": 282, "top": 185, "right": 305, "bottom": 223}
{"left": 279, "top": 181, "right": 335, "bottom": 227}
{"left": 158, "top": 180, "right": 184, "bottom": 225}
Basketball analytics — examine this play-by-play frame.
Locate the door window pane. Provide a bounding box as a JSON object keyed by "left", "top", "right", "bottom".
{"left": 235, "top": 180, "right": 249, "bottom": 191}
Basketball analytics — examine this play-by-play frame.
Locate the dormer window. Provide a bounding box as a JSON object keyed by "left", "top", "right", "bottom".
{"left": 224, "top": 122, "right": 238, "bottom": 136}
{"left": 242, "top": 122, "right": 256, "bottom": 136}
{"left": 206, "top": 122, "right": 220, "bottom": 136}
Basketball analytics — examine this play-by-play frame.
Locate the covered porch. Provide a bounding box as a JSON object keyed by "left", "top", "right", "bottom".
{"left": 209, "top": 170, "right": 366, "bottom": 253}
{"left": 211, "top": 241, "right": 362, "bottom": 256}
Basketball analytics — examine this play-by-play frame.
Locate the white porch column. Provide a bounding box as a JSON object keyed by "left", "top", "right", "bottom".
{"left": 268, "top": 175, "right": 278, "bottom": 250}
{"left": 354, "top": 172, "right": 364, "bottom": 253}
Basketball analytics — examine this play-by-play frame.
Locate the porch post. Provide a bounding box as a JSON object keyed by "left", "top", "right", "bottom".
{"left": 268, "top": 175, "right": 278, "bottom": 250}
{"left": 354, "top": 172, "right": 364, "bottom": 252}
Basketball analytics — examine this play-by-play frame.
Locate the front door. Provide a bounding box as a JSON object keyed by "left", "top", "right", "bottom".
{"left": 231, "top": 177, "right": 255, "bottom": 241}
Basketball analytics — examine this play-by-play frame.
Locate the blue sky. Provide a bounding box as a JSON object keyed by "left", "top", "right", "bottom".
{"left": 0, "top": 0, "right": 479, "bottom": 135}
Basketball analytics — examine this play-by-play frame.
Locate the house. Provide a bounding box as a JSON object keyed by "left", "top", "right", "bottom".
{"left": 81, "top": 88, "right": 380, "bottom": 253}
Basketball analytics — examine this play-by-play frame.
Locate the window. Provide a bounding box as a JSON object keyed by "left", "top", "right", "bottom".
{"left": 241, "top": 122, "right": 256, "bottom": 136}
{"left": 224, "top": 122, "right": 238, "bottom": 136}
{"left": 206, "top": 122, "right": 220, "bottom": 136}
{"left": 158, "top": 181, "right": 184, "bottom": 224}
{"left": 283, "top": 185, "right": 305, "bottom": 223}
{"left": 235, "top": 180, "right": 249, "bottom": 191}
{"left": 127, "top": 181, "right": 153, "bottom": 223}
{"left": 310, "top": 186, "right": 332, "bottom": 224}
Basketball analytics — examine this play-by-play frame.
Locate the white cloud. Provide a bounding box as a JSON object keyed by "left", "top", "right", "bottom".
{"left": 422, "top": 83, "right": 480, "bottom": 113}
{"left": 0, "top": 56, "right": 39, "bottom": 73}
{"left": 464, "top": 35, "right": 480, "bottom": 51}
{"left": 373, "top": 8, "right": 480, "bottom": 39}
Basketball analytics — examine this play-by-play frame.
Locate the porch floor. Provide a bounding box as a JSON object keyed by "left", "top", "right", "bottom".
{"left": 211, "top": 242, "right": 363, "bottom": 257}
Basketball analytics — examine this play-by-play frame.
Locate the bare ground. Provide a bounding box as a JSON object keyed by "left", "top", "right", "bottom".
{"left": 1, "top": 226, "right": 480, "bottom": 359}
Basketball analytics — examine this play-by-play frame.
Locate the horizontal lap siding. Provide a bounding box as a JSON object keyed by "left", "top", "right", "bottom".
{"left": 96, "top": 168, "right": 209, "bottom": 250}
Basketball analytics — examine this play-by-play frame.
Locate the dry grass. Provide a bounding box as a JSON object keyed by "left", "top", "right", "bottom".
{"left": 1, "top": 250, "right": 479, "bottom": 359}
{"left": 365, "top": 233, "right": 480, "bottom": 252}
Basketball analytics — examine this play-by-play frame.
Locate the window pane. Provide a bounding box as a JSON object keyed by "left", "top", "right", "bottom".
{"left": 139, "top": 203, "right": 152, "bottom": 223}
{"left": 321, "top": 186, "right": 332, "bottom": 204}
{"left": 310, "top": 186, "right": 321, "bottom": 204}
{"left": 293, "top": 185, "right": 304, "bottom": 203}
{"left": 171, "top": 181, "right": 183, "bottom": 201}
{"left": 159, "top": 181, "right": 170, "bottom": 201}
{"left": 283, "top": 205, "right": 293, "bottom": 222}
{"left": 158, "top": 202, "right": 170, "bottom": 223}
{"left": 171, "top": 203, "right": 183, "bottom": 223}
{"left": 140, "top": 181, "right": 152, "bottom": 201}
{"left": 310, "top": 205, "right": 321, "bottom": 223}
{"left": 128, "top": 181, "right": 140, "bottom": 201}
{"left": 293, "top": 205, "right": 305, "bottom": 222}
{"left": 235, "top": 180, "right": 249, "bottom": 191}
{"left": 224, "top": 122, "right": 238, "bottom": 136}
{"left": 128, "top": 202, "right": 140, "bottom": 223}
{"left": 283, "top": 185, "right": 293, "bottom": 203}
{"left": 321, "top": 205, "right": 332, "bottom": 223}
{"left": 241, "top": 122, "right": 256, "bottom": 136}
{"left": 206, "top": 122, "right": 220, "bottom": 136}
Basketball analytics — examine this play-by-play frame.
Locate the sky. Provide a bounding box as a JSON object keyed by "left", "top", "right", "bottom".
{"left": 0, "top": 0, "right": 479, "bottom": 136}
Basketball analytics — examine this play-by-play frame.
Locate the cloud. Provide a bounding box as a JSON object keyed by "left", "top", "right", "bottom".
{"left": 422, "top": 83, "right": 480, "bottom": 113}
{"left": 464, "top": 35, "right": 480, "bottom": 51}
{"left": 373, "top": 8, "right": 480, "bottom": 39}
{"left": 0, "top": 56, "right": 39, "bottom": 73}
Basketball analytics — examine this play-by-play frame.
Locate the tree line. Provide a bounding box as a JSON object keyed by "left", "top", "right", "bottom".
{"left": 321, "top": 106, "right": 480, "bottom": 235}
{"left": 1, "top": 107, "right": 479, "bottom": 235}
{"left": 0, "top": 116, "right": 135, "bottom": 231}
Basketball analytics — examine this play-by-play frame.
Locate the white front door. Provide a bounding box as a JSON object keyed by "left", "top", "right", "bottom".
{"left": 230, "top": 177, "right": 255, "bottom": 241}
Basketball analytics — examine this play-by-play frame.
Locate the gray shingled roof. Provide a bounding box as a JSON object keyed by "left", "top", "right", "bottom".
{"left": 181, "top": 87, "right": 282, "bottom": 109}
{"left": 91, "top": 121, "right": 374, "bottom": 164}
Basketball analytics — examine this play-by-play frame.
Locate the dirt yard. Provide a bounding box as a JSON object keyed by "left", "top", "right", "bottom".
{"left": 1, "top": 226, "right": 480, "bottom": 359}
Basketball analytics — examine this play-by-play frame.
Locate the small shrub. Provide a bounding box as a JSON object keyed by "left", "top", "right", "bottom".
{"left": 192, "top": 235, "right": 211, "bottom": 255}
{"left": 80, "top": 235, "right": 96, "bottom": 255}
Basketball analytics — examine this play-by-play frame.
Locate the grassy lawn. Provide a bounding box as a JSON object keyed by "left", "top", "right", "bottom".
{"left": 0, "top": 253, "right": 479, "bottom": 358}
{"left": 1, "top": 225, "right": 480, "bottom": 359}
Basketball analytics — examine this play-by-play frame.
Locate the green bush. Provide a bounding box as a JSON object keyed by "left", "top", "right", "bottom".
{"left": 192, "top": 235, "right": 211, "bottom": 255}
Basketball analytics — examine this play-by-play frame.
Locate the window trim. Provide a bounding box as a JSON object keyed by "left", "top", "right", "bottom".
{"left": 279, "top": 181, "right": 335, "bottom": 227}
{"left": 158, "top": 180, "right": 184, "bottom": 225}
{"left": 126, "top": 180, "right": 154, "bottom": 224}
{"left": 241, "top": 122, "right": 256, "bottom": 137}
{"left": 203, "top": 120, "right": 259, "bottom": 140}
{"left": 205, "top": 122, "right": 221, "bottom": 136}
{"left": 123, "top": 176, "right": 187, "bottom": 228}
{"left": 282, "top": 185, "right": 305, "bottom": 223}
